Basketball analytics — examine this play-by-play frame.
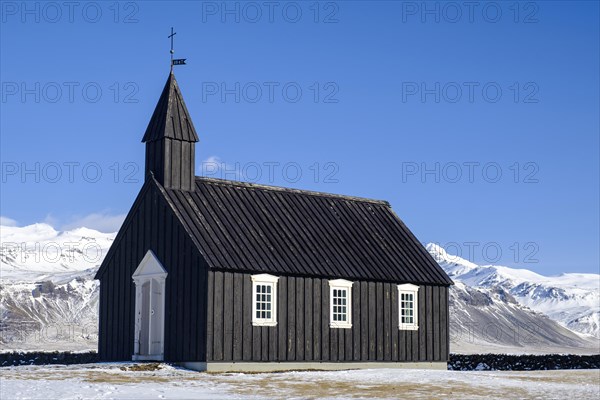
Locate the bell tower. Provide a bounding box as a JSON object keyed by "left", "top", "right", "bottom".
{"left": 142, "top": 72, "right": 199, "bottom": 191}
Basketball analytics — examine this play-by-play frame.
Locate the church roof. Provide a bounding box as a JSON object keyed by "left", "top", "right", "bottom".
{"left": 158, "top": 177, "right": 453, "bottom": 286}
{"left": 141, "top": 73, "right": 199, "bottom": 143}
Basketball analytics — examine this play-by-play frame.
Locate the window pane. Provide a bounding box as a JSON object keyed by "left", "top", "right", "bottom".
{"left": 399, "top": 290, "right": 418, "bottom": 327}
{"left": 254, "top": 282, "right": 276, "bottom": 321}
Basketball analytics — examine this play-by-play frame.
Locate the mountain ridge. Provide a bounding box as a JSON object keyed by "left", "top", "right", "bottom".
{"left": 427, "top": 243, "right": 600, "bottom": 339}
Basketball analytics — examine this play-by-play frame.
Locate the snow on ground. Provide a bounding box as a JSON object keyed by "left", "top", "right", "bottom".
{"left": 1, "top": 363, "right": 599, "bottom": 400}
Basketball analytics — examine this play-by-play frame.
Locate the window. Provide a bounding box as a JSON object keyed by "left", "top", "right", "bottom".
{"left": 398, "top": 284, "right": 419, "bottom": 330}
{"left": 251, "top": 274, "right": 279, "bottom": 326}
{"left": 329, "top": 279, "right": 353, "bottom": 328}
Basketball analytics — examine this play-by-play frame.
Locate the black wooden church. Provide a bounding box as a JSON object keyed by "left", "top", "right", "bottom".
{"left": 95, "top": 72, "right": 453, "bottom": 371}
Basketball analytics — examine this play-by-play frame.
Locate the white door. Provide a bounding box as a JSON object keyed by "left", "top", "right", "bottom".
{"left": 150, "top": 278, "right": 164, "bottom": 355}
{"left": 132, "top": 251, "right": 167, "bottom": 361}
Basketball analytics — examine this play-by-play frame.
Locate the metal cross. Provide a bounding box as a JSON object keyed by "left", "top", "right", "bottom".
{"left": 168, "top": 27, "right": 176, "bottom": 69}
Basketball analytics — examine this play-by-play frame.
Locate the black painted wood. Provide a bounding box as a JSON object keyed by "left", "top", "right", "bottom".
{"left": 321, "top": 279, "right": 330, "bottom": 360}
{"left": 223, "top": 273, "right": 233, "bottom": 361}
{"left": 312, "top": 280, "right": 320, "bottom": 360}
{"left": 296, "top": 278, "right": 305, "bottom": 361}
{"left": 206, "top": 266, "right": 214, "bottom": 361}
{"left": 426, "top": 285, "right": 434, "bottom": 361}
{"left": 213, "top": 271, "right": 224, "bottom": 361}
{"left": 305, "top": 278, "right": 313, "bottom": 360}
{"left": 204, "top": 270, "right": 449, "bottom": 364}
{"left": 442, "top": 286, "right": 448, "bottom": 360}
{"left": 433, "top": 285, "right": 441, "bottom": 361}
{"left": 278, "top": 276, "right": 287, "bottom": 361}
{"left": 152, "top": 177, "right": 452, "bottom": 286}
{"left": 384, "top": 283, "right": 391, "bottom": 361}
{"left": 233, "top": 274, "right": 243, "bottom": 361}
{"left": 97, "top": 71, "right": 453, "bottom": 364}
{"left": 368, "top": 282, "right": 376, "bottom": 360}
{"left": 419, "top": 285, "right": 427, "bottom": 360}
{"left": 376, "top": 283, "right": 384, "bottom": 361}
{"left": 287, "top": 276, "right": 296, "bottom": 360}
{"left": 96, "top": 182, "right": 209, "bottom": 362}
{"left": 391, "top": 286, "right": 399, "bottom": 362}
{"left": 142, "top": 73, "right": 198, "bottom": 191}
{"left": 242, "top": 275, "right": 252, "bottom": 361}
{"left": 360, "top": 281, "right": 368, "bottom": 360}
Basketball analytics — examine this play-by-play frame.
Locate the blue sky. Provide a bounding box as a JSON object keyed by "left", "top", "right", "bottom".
{"left": 1, "top": 1, "right": 598, "bottom": 275}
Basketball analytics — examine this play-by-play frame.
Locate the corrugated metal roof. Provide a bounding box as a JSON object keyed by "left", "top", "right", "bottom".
{"left": 141, "top": 73, "right": 199, "bottom": 143}
{"left": 160, "top": 177, "right": 453, "bottom": 285}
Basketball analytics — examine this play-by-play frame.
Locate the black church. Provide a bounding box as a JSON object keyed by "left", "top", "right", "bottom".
{"left": 95, "top": 72, "right": 453, "bottom": 372}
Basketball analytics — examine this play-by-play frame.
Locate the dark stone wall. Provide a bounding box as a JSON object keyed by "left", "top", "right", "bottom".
{"left": 0, "top": 351, "right": 98, "bottom": 367}
{"left": 2, "top": 351, "right": 599, "bottom": 371}
{"left": 449, "top": 353, "right": 600, "bottom": 371}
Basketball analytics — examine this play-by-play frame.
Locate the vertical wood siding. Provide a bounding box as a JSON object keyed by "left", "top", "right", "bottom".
{"left": 98, "top": 184, "right": 208, "bottom": 361}
{"left": 206, "top": 271, "right": 449, "bottom": 362}
{"left": 145, "top": 139, "right": 195, "bottom": 191}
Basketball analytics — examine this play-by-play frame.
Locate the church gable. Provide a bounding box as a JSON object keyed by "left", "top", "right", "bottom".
{"left": 94, "top": 177, "right": 202, "bottom": 280}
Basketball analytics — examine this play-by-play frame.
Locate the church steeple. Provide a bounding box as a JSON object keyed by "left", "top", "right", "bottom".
{"left": 142, "top": 72, "right": 199, "bottom": 191}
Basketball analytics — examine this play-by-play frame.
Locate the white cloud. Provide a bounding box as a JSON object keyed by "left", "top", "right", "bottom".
{"left": 0, "top": 216, "right": 18, "bottom": 227}
{"left": 62, "top": 212, "right": 126, "bottom": 233}
{"left": 198, "top": 155, "right": 244, "bottom": 181}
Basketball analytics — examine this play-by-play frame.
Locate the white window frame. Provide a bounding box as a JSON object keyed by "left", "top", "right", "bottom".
{"left": 251, "top": 274, "right": 279, "bottom": 327}
{"left": 329, "top": 279, "right": 353, "bottom": 329}
{"left": 398, "top": 283, "right": 419, "bottom": 331}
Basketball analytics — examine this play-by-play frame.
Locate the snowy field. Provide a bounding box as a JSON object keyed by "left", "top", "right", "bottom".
{"left": 1, "top": 363, "right": 599, "bottom": 400}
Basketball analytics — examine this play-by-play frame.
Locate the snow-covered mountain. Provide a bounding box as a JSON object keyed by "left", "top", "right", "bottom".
{"left": 427, "top": 243, "right": 600, "bottom": 339}
{"left": 1, "top": 223, "right": 598, "bottom": 354}
{"left": 448, "top": 280, "right": 598, "bottom": 354}
{"left": 1, "top": 223, "right": 114, "bottom": 282}
{"left": 0, "top": 224, "right": 112, "bottom": 351}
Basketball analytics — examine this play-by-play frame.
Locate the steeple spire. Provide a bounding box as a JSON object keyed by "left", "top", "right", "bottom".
{"left": 142, "top": 73, "right": 199, "bottom": 191}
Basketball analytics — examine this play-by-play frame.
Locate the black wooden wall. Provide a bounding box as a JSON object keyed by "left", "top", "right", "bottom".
{"left": 206, "top": 271, "right": 449, "bottom": 363}
{"left": 97, "top": 182, "right": 208, "bottom": 361}
{"left": 145, "top": 139, "right": 195, "bottom": 191}
{"left": 99, "top": 182, "right": 449, "bottom": 364}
